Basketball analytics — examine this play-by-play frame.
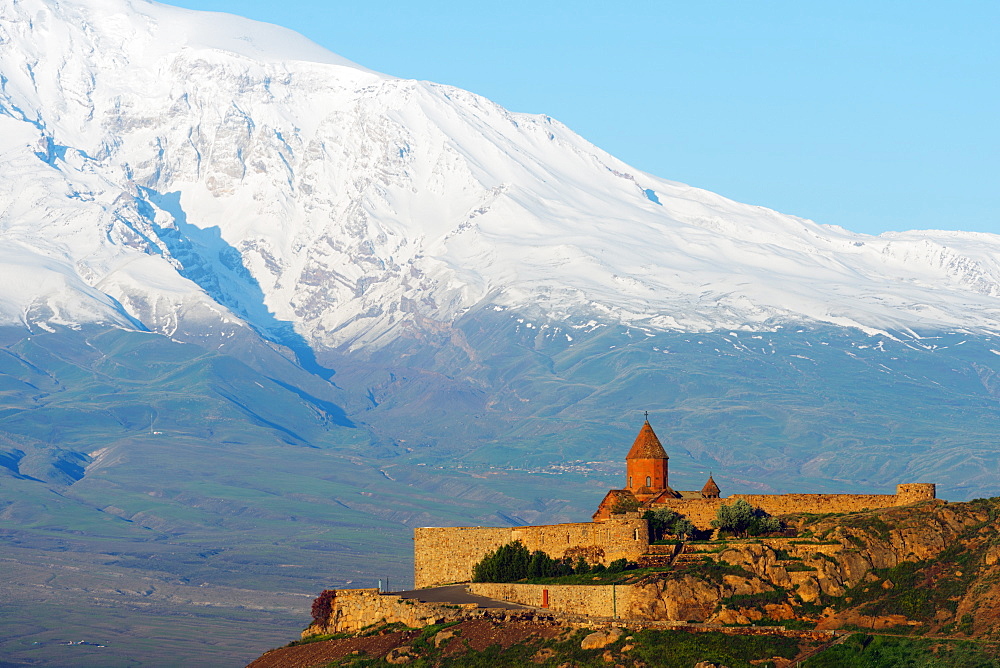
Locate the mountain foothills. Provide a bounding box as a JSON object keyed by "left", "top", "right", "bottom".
{"left": 1, "top": 0, "right": 999, "bottom": 664}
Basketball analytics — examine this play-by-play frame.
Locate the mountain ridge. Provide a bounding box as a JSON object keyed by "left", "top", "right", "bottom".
{"left": 2, "top": 0, "right": 1000, "bottom": 354}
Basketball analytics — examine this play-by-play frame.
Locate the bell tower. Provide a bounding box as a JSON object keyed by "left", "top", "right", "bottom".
{"left": 625, "top": 418, "right": 669, "bottom": 501}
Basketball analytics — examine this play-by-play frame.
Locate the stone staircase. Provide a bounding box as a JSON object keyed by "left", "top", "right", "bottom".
{"left": 638, "top": 542, "right": 711, "bottom": 571}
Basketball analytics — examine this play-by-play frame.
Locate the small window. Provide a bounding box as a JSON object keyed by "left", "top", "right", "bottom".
{"left": 646, "top": 476, "right": 651, "bottom": 487}
{"left": 629, "top": 476, "right": 633, "bottom": 488}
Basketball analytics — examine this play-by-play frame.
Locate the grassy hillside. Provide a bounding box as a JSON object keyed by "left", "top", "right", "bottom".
{"left": 356, "top": 309, "right": 1000, "bottom": 498}
{"left": 250, "top": 621, "right": 1000, "bottom": 667}
{"left": 4, "top": 316, "right": 1000, "bottom": 665}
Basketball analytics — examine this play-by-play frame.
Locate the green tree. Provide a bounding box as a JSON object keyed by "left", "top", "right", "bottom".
{"left": 553, "top": 556, "right": 575, "bottom": 577}
{"left": 711, "top": 500, "right": 783, "bottom": 537}
{"left": 643, "top": 508, "right": 681, "bottom": 540}
{"left": 527, "top": 550, "right": 554, "bottom": 578}
{"left": 671, "top": 517, "right": 697, "bottom": 539}
{"left": 747, "top": 514, "right": 782, "bottom": 536}
{"left": 472, "top": 540, "right": 531, "bottom": 582}
{"left": 606, "top": 558, "right": 636, "bottom": 574}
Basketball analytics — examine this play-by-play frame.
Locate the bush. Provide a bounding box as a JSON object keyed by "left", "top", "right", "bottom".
{"left": 611, "top": 496, "right": 641, "bottom": 514}
{"left": 721, "top": 588, "right": 788, "bottom": 608}
{"left": 607, "top": 558, "right": 637, "bottom": 574}
{"left": 801, "top": 633, "right": 999, "bottom": 667}
{"left": 474, "top": 543, "right": 600, "bottom": 582}
{"left": 527, "top": 550, "right": 555, "bottom": 578}
{"left": 310, "top": 589, "right": 336, "bottom": 626}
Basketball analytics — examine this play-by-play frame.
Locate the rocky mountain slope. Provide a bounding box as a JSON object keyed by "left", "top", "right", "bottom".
{"left": 3, "top": 0, "right": 1000, "bottom": 352}
{"left": 2, "top": 0, "right": 999, "bottom": 499}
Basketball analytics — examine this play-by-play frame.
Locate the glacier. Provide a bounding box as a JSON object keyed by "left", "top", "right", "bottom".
{"left": 1, "top": 0, "right": 999, "bottom": 356}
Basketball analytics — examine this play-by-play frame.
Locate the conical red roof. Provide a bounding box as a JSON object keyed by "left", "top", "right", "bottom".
{"left": 625, "top": 421, "right": 668, "bottom": 460}
{"left": 701, "top": 474, "right": 721, "bottom": 497}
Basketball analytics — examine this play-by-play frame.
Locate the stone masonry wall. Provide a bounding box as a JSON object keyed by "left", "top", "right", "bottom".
{"left": 652, "top": 484, "right": 937, "bottom": 530}
{"left": 469, "top": 582, "right": 635, "bottom": 618}
{"left": 414, "top": 517, "right": 648, "bottom": 589}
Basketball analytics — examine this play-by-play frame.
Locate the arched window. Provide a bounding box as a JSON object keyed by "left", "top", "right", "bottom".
{"left": 629, "top": 476, "right": 633, "bottom": 488}
{"left": 646, "top": 476, "right": 651, "bottom": 488}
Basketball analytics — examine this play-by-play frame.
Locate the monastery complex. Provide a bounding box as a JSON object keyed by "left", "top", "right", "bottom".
{"left": 414, "top": 420, "right": 936, "bottom": 588}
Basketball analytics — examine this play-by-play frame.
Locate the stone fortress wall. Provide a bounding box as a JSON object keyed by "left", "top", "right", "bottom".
{"left": 413, "top": 422, "right": 936, "bottom": 589}
{"left": 651, "top": 483, "right": 937, "bottom": 530}
{"left": 414, "top": 517, "right": 648, "bottom": 589}
{"left": 413, "top": 484, "right": 936, "bottom": 588}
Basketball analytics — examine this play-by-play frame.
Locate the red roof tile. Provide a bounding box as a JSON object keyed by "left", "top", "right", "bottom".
{"left": 701, "top": 475, "right": 721, "bottom": 497}
{"left": 625, "top": 421, "right": 668, "bottom": 460}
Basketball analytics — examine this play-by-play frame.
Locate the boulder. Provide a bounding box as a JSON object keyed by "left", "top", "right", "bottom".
{"left": 433, "top": 628, "right": 456, "bottom": 648}
{"left": 580, "top": 627, "right": 623, "bottom": 650}
{"left": 385, "top": 646, "right": 414, "bottom": 664}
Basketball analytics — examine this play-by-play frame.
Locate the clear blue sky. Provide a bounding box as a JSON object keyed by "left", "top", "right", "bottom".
{"left": 167, "top": 0, "right": 998, "bottom": 236}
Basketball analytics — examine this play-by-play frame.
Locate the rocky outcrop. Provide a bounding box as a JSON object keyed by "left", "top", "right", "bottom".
{"left": 303, "top": 589, "right": 474, "bottom": 637}
{"left": 591, "top": 498, "right": 1000, "bottom": 633}
{"left": 626, "top": 575, "right": 736, "bottom": 622}
{"left": 687, "top": 499, "right": 1000, "bottom": 636}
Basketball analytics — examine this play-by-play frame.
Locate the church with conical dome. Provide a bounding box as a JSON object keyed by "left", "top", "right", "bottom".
{"left": 413, "top": 416, "right": 937, "bottom": 589}
{"left": 592, "top": 419, "right": 721, "bottom": 520}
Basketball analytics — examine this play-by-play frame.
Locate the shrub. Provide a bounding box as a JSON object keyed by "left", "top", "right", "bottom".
{"left": 527, "top": 550, "right": 555, "bottom": 578}
{"left": 711, "top": 500, "right": 783, "bottom": 537}
{"left": 607, "top": 558, "right": 637, "bottom": 574}
{"left": 310, "top": 589, "right": 336, "bottom": 626}
{"left": 643, "top": 509, "right": 678, "bottom": 540}
{"left": 644, "top": 509, "right": 697, "bottom": 540}
{"left": 611, "top": 496, "right": 641, "bottom": 514}
{"left": 721, "top": 588, "right": 789, "bottom": 608}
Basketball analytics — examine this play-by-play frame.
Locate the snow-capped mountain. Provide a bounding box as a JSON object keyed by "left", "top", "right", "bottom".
{"left": 1, "top": 0, "right": 999, "bottom": 353}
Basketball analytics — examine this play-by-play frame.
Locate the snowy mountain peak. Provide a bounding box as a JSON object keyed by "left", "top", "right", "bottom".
{"left": 1, "top": 0, "right": 999, "bottom": 352}
{"left": 4, "top": 0, "right": 380, "bottom": 70}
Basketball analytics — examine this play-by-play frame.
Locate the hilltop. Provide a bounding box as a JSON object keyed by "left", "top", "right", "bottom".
{"left": 249, "top": 497, "right": 1000, "bottom": 666}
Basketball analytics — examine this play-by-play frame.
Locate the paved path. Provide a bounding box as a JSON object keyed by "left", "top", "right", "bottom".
{"left": 389, "top": 584, "right": 529, "bottom": 610}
